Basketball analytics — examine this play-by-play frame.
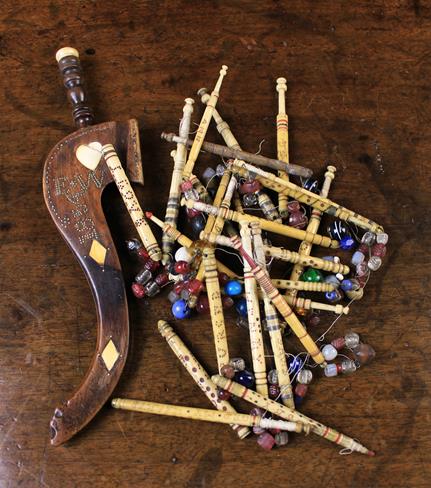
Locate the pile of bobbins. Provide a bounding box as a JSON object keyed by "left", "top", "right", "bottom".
{"left": 113, "top": 66, "right": 387, "bottom": 456}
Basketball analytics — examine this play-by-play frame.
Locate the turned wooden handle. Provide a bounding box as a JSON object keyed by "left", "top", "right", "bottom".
{"left": 56, "top": 47, "right": 94, "bottom": 128}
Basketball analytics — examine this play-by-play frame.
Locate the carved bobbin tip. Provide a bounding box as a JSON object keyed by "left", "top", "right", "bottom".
{"left": 197, "top": 87, "right": 208, "bottom": 97}
{"left": 55, "top": 46, "right": 79, "bottom": 63}
{"left": 157, "top": 320, "right": 172, "bottom": 336}
{"left": 326, "top": 165, "right": 337, "bottom": 173}
{"left": 220, "top": 65, "right": 228, "bottom": 75}
{"left": 170, "top": 149, "right": 176, "bottom": 158}
{"left": 276, "top": 77, "right": 287, "bottom": 84}
{"left": 111, "top": 398, "right": 120, "bottom": 408}
{"left": 184, "top": 97, "right": 195, "bottom": 105}
{"left": 145, "top": 211, "right": 153, "bottom": 219}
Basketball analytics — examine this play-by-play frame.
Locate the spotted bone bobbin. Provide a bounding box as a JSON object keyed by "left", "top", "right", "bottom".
{"left": 43, "top": 47, "right": 144, "bottom": 446}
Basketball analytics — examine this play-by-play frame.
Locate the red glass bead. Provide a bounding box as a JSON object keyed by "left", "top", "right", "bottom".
{"left": 137, "top": 247, "right": 150, "bottom": 261}
{"left": 222, "top": 296, "right": 234, "bottom": 309}
{"left": 331, "top": 337, "right": 346, "bottom": 350}
{"left": 181, "top": 180, "right": 193, "bottom": 192}
{"left": 287, "top": 200, "right": 301, "bottom": 212}
{"left": 155, "top": 272, "right": 169, "bottom": 287}
{"left": 174, "top": 281, "right": 185, "bottom": 295}
{"left": 217, "top": 388, "right": 231, "bottom": 401}
{"left": 218, "top": 272, "right": 230, "bottom": 285}
{"left": 269, "top": 384, "right": 280, "bottom": 399}
{"left": 358, "top": 243, "right": 368, "bottom": 254}
{"left": 372, "top": 243, "right": 387, "bottom": 258}
{"left": 187, "top": 278, "right": 204, "bottom": 294}
{"left": 336, "top": 364, "right": 343, "bottom": 374}
{"left": 196, "top": 295, "right": 210, "bottom": 314}
{"left": 131, "top": 282, "right": 145, "bottom": 298}
{"left": 220, "top": 364, "right": 235, "bottom": 379}
{"left": 174, "top": 260, "right": 190, "bottom": 274}
{"left": 289, "top": 211, "right": 308, "bottom": 229}
{"left": 305, "top": 313, "right": 320, "bottom": 327}
{"left": 357, "top": 275, "right": 368, "bottom": 288}
{"left": 294, "top": 383, "right": 308, "bottom": 398}
{"left": 186, "top": 207, "right": 202, "bottom": 218}
{"left": 239, "top": 179, "right": 261, "bottom": 194}
{"left": 269, "top": 427, "right": 281, "bottom": 435}
{"left": 144, "top": 259, "right": 160, "bottom": 273}
{"left": 257, "top": 432, "right": 276, "bottom": 451}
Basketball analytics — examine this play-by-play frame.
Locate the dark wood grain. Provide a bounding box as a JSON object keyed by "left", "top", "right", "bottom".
{"left": 1, "top": 1, "right": 430, "bottom": 487}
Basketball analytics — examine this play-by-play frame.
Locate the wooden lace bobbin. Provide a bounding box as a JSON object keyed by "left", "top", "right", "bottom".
{"left": 230, "top": 160, "right": 384, "bottom": 233}
{"left": 182, "top": 199, "right": 338, "bottom": 248}
{"left": 182, "top": 66, "right": 228, "bottom": 181}
{"left": 163, "top": 133, "right": 311, "bottom": 179}
{"left": 210, "top": 173, "right": 238, "bottom": 238}
{"left": 288, "top": 165, "right": 336, "bottom": 298}
{"left": 146, "top": 212, "right": 237, "bottom": 278}
{"left": 276, "top": 77, "right": 290, "bottom": 218}
{"left": 249, "top": 221, "right": 294, "bottom": 408}
{"left": 100, "top": 144, "right": 161, "bottom": 261}
{"left": 162, "top": 98, "right": 194, "bottom": 264}
{"left": 271, "top": 279, "right": 335, "bottom": 292}
{"left": 202, "top": 246, "right": 230, "bottom": 372}
{"left": 229, "top": 235, "right": 326, "bottom": 366}
{"left": 239, "top": 223, "right": 268, "bottom": 396}
{"left": 199, "top": 231, "right": 349, "bottom": 274}
{"left": 157, "top": 320, "right": 249, "bottom": 439}
{"left": 112, "top": 398, "right": 308, "bottom": 434}
{"left": 275, "top": 295, "right": 350, "bottom": 316}
{"left": 212, "top": 376, "right": 374, "bottom": 456}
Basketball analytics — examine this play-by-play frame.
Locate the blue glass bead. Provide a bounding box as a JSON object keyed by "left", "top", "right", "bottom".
{"left": 340, "top": 236, "right": 356, "bottom": 250}
{"left": 324, "top": 274, "right": 340, "bottom": 287}
{"left": 328, "top": 220, "right": 350, "bottom": 240}
{"left": 294, "top": 395, "right": 304, "bottom": 408}
{"left": 224, "top": 280, "right": 243, "bottom": 296}
{"left": 288, "top": 356, "right": 303, "bottom": 376}
{"left": 190, "top": 214, "right": 206, "bottom": 236}
{"left": 302, "top": 178, "right": 320, "bottom": 194}
{"left": 171, "top": 299, "right": 191, "bottom": 319}
{"left": 235, "top": 297, "right": 248, "bottom": 317}
{"left": 325, "top": 289, "right": 344, "bottom": 303}
{"left": 234, "top": 370, "right": 255, "bottom": 388}
{"left": 340, "top": 279, "right": 360, "bottom": 292}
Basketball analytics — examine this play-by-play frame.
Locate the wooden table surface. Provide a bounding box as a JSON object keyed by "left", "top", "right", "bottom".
{"left": 1, "top": 1, "right": 430, "bottom": 487}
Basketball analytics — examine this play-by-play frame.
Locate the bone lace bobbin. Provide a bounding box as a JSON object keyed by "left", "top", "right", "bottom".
{"left": 276, "top": 77, "right": 289, "bottom": 218}
{"left": 146, "top": 212, "right": 237, "bottom": 278}
{"left": 182, "top": 66, "right": 228, "bottom": 181}
{"left": 212, "top": 376, "right": 375, "bottom": 456}
{"left": 203, "top": 246, "right": 230, "bottom": 372}
{"left": 240, "top": 223, "right": 268, "bottom": 396}
{"left": 157, "top": 320, "right": 249, "bottom": 438}
{"left": 250, "top": 221, "right": 294, "bottom": 408}
{"left": 182, "top": 198, "right": 338, "bottom": 248}
{"left": 162, "top": 132, "right": 312, "bottom": 178}
{"left": 271, "top": 279, "right": 335, "bottom": 292}
{"left": 162, "top": 98, "right": 194, "bottom": 263}
{"left": 112, "top": 398, "right": 308, "bottom": 433}
{"left": 288, "top": 165, "right": 337, "bottom": 298}
{"left": 199, "top": 232, "right": 348, "bottom": 274}
{"left": 230, "top": 160, "right": 384, "bottom": 233}
{"left": 90, "top": 144, "right": 162, "bottom": 261}
{"left": 229, "top": 235, "right": 326, "bottom": 366}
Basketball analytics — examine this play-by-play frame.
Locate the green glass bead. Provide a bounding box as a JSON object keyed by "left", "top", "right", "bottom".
{"left": 301, "top": 268, "right": 324, "bottom": 283}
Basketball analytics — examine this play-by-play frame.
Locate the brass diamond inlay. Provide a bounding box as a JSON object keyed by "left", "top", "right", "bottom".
{"left": 89, "top": 239, "right": 107, "bottom": 266}
{"left": 101, "top": 339, "right": 119, "bottom": 372}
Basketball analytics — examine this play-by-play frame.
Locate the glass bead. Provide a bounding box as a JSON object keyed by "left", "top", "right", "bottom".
{"left": 361, "top": 231, "right": 376, "bottom": 246}
{"left": 345, "top": 331, "right": 361, "bottom": 348}
{"left": 186, "top": 207, "right": 202, "bottom": 218}
{"left": 341, "top": 278, "right": 360, "bottom": 292}
{"left": 216, "top": 164, "right": 226, "bottom": 177}
{"left": 297, "top": 368, "right": 313, "bottom": 385}
{"left": 294, "top": 383, "right": 308, "bottom": 397}
{"left": 243, "top": 192, "right": 258, "bottom": 207}
{"left": 358, "top": 243, "right": 369, "bottom": 254}
{"left": 356, "top": 275, "right": 368, "bottom": 288}
{"left": 351, "top": 343, "right": 376, "bottom": 366}
{"left": 196, "top": 295, "right": 210, "bottom": 314}
{"left": 236, "top": 316, "right": 249, "bottom": 330}
{"left": 257, "top": 432, "right": 275, "bottom": 451}
{"left": 341, "top": 359, "right": 357, "bottom": 374}
{"left": 137, "top": 247, "right": 150, "bottom": 261}
{"left": 202, "top": 166, "right": 216, "bottom": 184}
{"left": 230, "top": 357, "right": 246, "bottom": 371}
{"left": 340, "top": 235, "right": 356, "bottom": 250}
{"left": 325, "top": 275, "right": 341, "bottom": 287}
{"left": 171, "top": 299, "right": 191, "bottom": 319}
{"left": 269, "top": 384, "right": 280, "bottom": 399}
{"left": 372, "top": 243, "right": 387, "bottom": 258}
{"left": 351, "top": 251, "right": 365, "bottom": 266}
{"left": 331, "top": 337, "right": 346, "bottom": 350}
{"left": 222, "top": 296, "right": 234, "bottom": 309}
{"left": 234, "top": 370, "right": 255, "bottom": 389}
{"left": 180, "top": 180, "right": 200, "bottom": 200}
{"left": 239, "top": 179, "right": 261, "bottom": 194}
{"left": 376, "top": 232, "right": 389, "bottom": 245}
{"left": 325, "top": 289, "right": 343, "bottom": 303}
{"left": 187, "top": 278, "right": 204, "bottom": 294}
{"left": 356, "top": 262, "right": 369, "bottom": 277}
{"left": 253, "top": 425, "right": 266, "bottom": 435}
{"left": 328, "top": 220, "right": 350, "bottom": 240}
{"left": 295, "top": 307, "right": 308, "bottom": 316}
{"left": 126, "top": 238, "right": 141, "bottom": 253}
{"left": 305, "top": 313, "right": 320, "bottom": 327}
{"left": 217, "top": 272, "right": 230, "bottom": 285}
{"left": 301, "top": 268, "right": 324, "bottom": 282}
{"left": 302, "top": 178, "right": 319, "bottom": 193}
{"left": 144, "top": 281, "right": 160, "bottom": 297}
{"left": 287, "top": 200, "right": 300, "bottom": 212}
{"left": 322, "top": 344, "right": 338, "bottom": 361}
{"left": 144, "top": 259, "right": 160, "bottom": 273}
{"left": 269, "top": 427, "right": 281, "bottom": 436}
{"left": 274, "top": 431, "right": 289, "bottom": 447}
{"left": 250, "top": 407, "right": 264, "bottom": 417}
{"left": 180, "top": 289, "right": 191, "bottom": 300}
{"left": 289, "top": 211, "right": 308, "bottom": 229}
{"left": 224, "top": 280, "right": 243, "bottom": 296}
{"left": 368, "top": 256, "right": 382, "bottom": 271}
{"left": 217, "top": 388, "right": 231, "bottom": 401}
{"left": 174, "top": 246, "right": 193, "bottom": 263}
{"left": 135, "top": 268, "right": 152, "bottom": 285}
{"left": 267, "top": 369, "right": 279, "bottom": 385}
{"left": 221, "top": 364, "right": 235, "bottom": 379}
{"left": 131, "top": 282, "right": 145, "bottom": 299}
{"left": 335, "top": 272, "right": 344, "bottom": 281}
{"left": 235, "top": 297, "right": 248, "bottom": 317}
{"left": 155, "top": 272, "right": 169, "bottom": 287}
{"left": 324, "top": 363, "right": 338, "bottom": 377}
{"left": 190, "top": 214, "right": 206, "bottom": 236}
{"left": 167, "top": 291, "right": 180, "bottom": 304}
{"left": 288, "top": 356, "right": 303, "bottom": 376}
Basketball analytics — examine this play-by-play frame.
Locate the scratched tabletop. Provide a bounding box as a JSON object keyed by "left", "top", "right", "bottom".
{"left": 1, "top": 1, "right": 430, "bottom": 487}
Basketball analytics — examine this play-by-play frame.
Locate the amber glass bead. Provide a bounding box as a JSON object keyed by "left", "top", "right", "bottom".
{"left": 239, "top": 179, "right": 261, "bottom": 194}
{"left": 221, "top": 364, "right": 235, "bottom": 379}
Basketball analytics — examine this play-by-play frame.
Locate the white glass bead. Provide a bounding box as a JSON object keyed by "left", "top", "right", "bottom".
{"left": 361, "top": 232, "right": 376, "bottom": 246}
{"left": 335, "top": 273, "right": 344, "bottom": 281}
{"left": 175, "top": 246, "right": 193, "bottom": 263}
{"left": 297, "top": 369, "right": 313, "bottom": 385}
{"left": 376, "top": 232, "right": 389, "bottom": 245}
{"left": 333, "top": 256, "right": 340, "bottom": 264}
{"left": 324, "top": 363, "right": 338, "bottom": 377}
{"left": 322, "top": 344, "right": 338, "bottom": 361}
{"left": 367, "top": 256, "right": 382, "bottom": 271}
{"left": 345, "top": 331, "right": 361, "bottom": 348}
